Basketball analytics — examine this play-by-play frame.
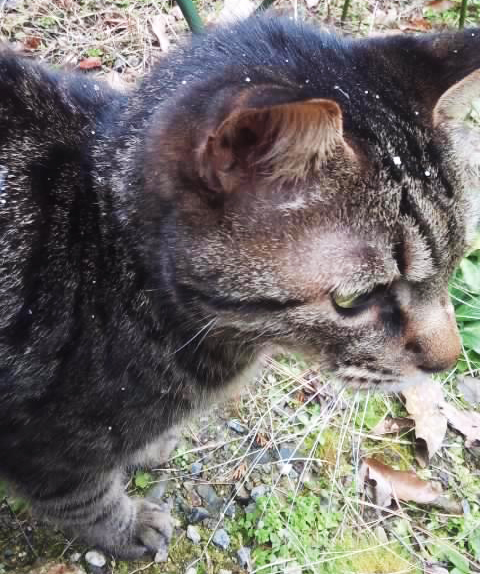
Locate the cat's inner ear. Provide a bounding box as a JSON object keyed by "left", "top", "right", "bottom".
{"left": 433, "top": 69, "right": 480, "bottom": 127}
{"left": 198, "top": 98, "right": 348, "bottom": 193}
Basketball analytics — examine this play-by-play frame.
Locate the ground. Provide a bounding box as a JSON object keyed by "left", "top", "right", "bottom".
{"left": 0, "top": 1, "right": 480, "bottom": 574}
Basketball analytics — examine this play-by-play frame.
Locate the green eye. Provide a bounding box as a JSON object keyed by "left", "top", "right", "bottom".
{"left": 332, "top": 291, "right": 372, "bottom": 310}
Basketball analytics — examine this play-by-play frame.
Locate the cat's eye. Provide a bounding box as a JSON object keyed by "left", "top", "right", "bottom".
{"left": 331, "top": 289, "right": 377, "bottom": 311}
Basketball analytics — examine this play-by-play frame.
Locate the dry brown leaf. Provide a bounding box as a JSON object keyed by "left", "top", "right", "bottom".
{"left": 255, "top": 432, "right": 270, "bottom": 447}
{"left": 151, "top": 14, "right": 170, "bottom": 53}
{"left": 402, "top": 379, "right": 447, "bottom": 467}
{"left": 361, "top": 458, "right": 443, "bottom": 507}
{"left": 231, "top": 461, "right": 248, "bottom": 481}
{"left": 23, "top": 36, "right": 41, "bottom": 50}
{"left": 399, "top": 17, "right": 432, "bottom": 32}
{"left": 218, "top": 0, "right": 256, "bottom": 23}
{"left": 425, "top": 0, "right": 456, "bottom": 12}
{"left": 441, "top": 402, "right": 480, "bottom": 447}
{"left": 78, "top": 57, "right": 102, "bottom": 70}
{"left": 371, "top": 416, "right": 415, "bottom": 436}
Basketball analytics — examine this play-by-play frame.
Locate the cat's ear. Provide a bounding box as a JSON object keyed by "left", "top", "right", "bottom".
{"left": 197, "top": 96, "right": 350, "bottom": 193}
{"left": 433, "top": 69, "right": 480, "bottom": 128}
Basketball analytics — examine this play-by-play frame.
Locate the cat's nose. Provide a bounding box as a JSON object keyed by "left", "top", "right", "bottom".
{"left": 406, "top": 337, "right": 460, "bottom": 373}
{"left": 405, "top": 300, "right": 461, "bottom": 374}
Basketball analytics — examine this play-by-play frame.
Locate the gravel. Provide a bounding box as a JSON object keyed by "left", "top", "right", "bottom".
{"left": 237, "top": 546, "right": 252, "bottom": 568}
{"left": 84, "top": 551, "right": 106, "bottom": 568}
{"left": 212, "top": 528, "right": 230, "bottom": 550}
{"left": 187, "top": 524, "right": 201, "bottom": 544}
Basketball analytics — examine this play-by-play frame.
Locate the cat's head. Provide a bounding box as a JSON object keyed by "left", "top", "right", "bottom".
{"left": 140, "top": 18, "right": 480, "bottom": 390}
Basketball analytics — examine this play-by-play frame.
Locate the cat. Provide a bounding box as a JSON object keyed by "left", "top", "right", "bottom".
{"left": 0, "top": 14, "right": 479, "bottom": 560}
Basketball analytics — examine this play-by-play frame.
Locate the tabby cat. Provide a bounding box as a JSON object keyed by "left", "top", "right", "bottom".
{"left": 0, "top": 14, "right": 479, "bottom": 559}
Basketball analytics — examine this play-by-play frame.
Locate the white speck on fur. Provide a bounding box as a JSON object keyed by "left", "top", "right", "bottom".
{"left": 334, "top": 85, "right": 350, "bottom": 99}
{"left": 245, "top": 77, "right": 251, "bottom": 82}
{"left": 0, "top": 166, "right": 8, "bottom": 204}
{"left": 425, "top": 170, "right": 431, "bottom": 176}
{"left": 393, "top": 156, "right": 402, "bottom": 166}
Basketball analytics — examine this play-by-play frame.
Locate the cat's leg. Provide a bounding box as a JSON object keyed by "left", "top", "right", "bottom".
{"left": 33, "top": 470, "right": 173, "bottom": 559}
{"left": 129, "top": 427, "right": 180, "bottom": 469}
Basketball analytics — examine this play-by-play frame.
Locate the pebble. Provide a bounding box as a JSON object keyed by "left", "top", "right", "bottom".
{"left": 250, "top": 485, "right": 267, "bottom": 501}
{"left": 191, "top": 462, "right": 203, "bottom": 475}
{"left": 85, "top": 551, "right": 106, "bottom": 568}
{"left": 227, "top": 419, "right": 248, "bottom": 434}
{"left": 237, "top": 546, "right": 252, "bottom": 568}
{"left": 148, "top": 478, "right": 169, "bottom": 501}
{"left": 234, "top": 483, "right": 250, "bottom": 503}
{"left": 212, "top": 528, "right": 230, "bottom": 550}
{"left": 224, "top": 502, "right": 236, "bottom": 518}
{"left": 70, "top": 553, "right": 82, "bottom": 563}
{"left": 285, "top": 562, "right": 302, "bottom": 574}
{"left": 187, "top": 524, "right": 201, "bottom": 544}
{"left": 154, "top": 547, "right": 168, "bottom": 563}
{"left": 196, "top": 483, "right": 224, "bottom": 512}
{"left": 279, "top": 444, "right": 296, "bottom": 460}
{"left": 189, "top": 506, "right": 210, "bottom": 524}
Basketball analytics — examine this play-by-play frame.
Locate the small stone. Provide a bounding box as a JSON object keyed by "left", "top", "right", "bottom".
{"left": 191, "top": 462, "right": 203, "bottom": 475}
{"left": 154, "top": 547, "right": 168, "bottom": 563}
{"left": 279, "top": 444, "right": 295, "bottom": 461}
{"left": 237, "top": 546, "right": 252, "bottom": 568}
{"left": 187, "top": 525, "right": 201, "bottom": 544}
{"left": 148, "top": 479, "right": 168, "bottom": 501}
{"left": 250, "top": 485, "right": 267, "bottom": 501}
{"left": 196, "top": 484, "right": 223, "bottom": 512}
{"left": 227, "top": 419, "right": 248, "bottom": 434}
{"left": 127, "top": 55, "right": 140, "bottom": 68}
{"left": 285, "top": 562, "right": 302, "bottom": 574}
{"left": 224, "top": 502, "right": 236, "bottom": 518}
{"left": 85, "top": 551, "right": 106, "bottom": 568}
{"left": 245, "top": 501, "right": 256, "bottom": 514}
{"left": 234, "top": 483, "right": 250, "bottom": 503}
{"left": 70, "top": 553, "right": 82, "bottom": 563}
{"left": 212, "top": 528, "right": 230, "bottom": 550}
{"left": 189, "top": 506, "right": 210, "bottom": 524}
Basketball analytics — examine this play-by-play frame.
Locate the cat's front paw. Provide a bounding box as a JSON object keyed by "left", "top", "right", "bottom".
{"left": 121, "top": 498, "right": 174, "bottom": 559}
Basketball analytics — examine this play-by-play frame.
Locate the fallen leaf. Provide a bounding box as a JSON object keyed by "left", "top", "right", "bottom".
{"left": 424, "top": 0, "right": 456, "bottom": 12}
{"left": 23, "top": 36, "right": 41, "bottom": 50}
{"left": 361, "top": 458, "right": 443, "bottom": 507}
{"left": 231, "top": 461, "right": 248, "bottom": 480}
{"left": 255, "top": 432, "right": 270, "bottom": 447}
{"left": 403, "top": 380, "right": 447, "bottom": 467}
{"left": 78, "top": 56, "right": 102, "bottom": 70}
{"left": 399, "top": 17, "right": 432, "bottom": 32}
{"left": 440, "top": 402, "right": 480, "bottom": 447}
{"left": 218, "top": 0, "right": 256, "bottom": 23}
{"left": 371, "top": 416, "right": 415, "bottom": 436}
{"left": 457, "top": 375, "right": 480, "bottom": 404}
{"left": 151, "top": 14, "right": 170, "bottom": 52}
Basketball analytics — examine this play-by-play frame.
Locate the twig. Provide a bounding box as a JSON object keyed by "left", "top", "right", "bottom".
{"left": 459, "top": 0, "right": 468, "bottom": 28}
{"left": 3, "top": 497, "right": 38, "bottom": 559}
{"left": 341, "top": 0, "right": 352, "bottom": 23}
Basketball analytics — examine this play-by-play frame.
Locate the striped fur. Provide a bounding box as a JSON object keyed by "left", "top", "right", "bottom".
{"left": 0, "top": 16, "right": 479, "bottom": 558}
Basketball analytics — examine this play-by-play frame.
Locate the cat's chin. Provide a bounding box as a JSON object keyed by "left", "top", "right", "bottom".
{"left": 332, "top": 372, "right": 434, "bottom": 394}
